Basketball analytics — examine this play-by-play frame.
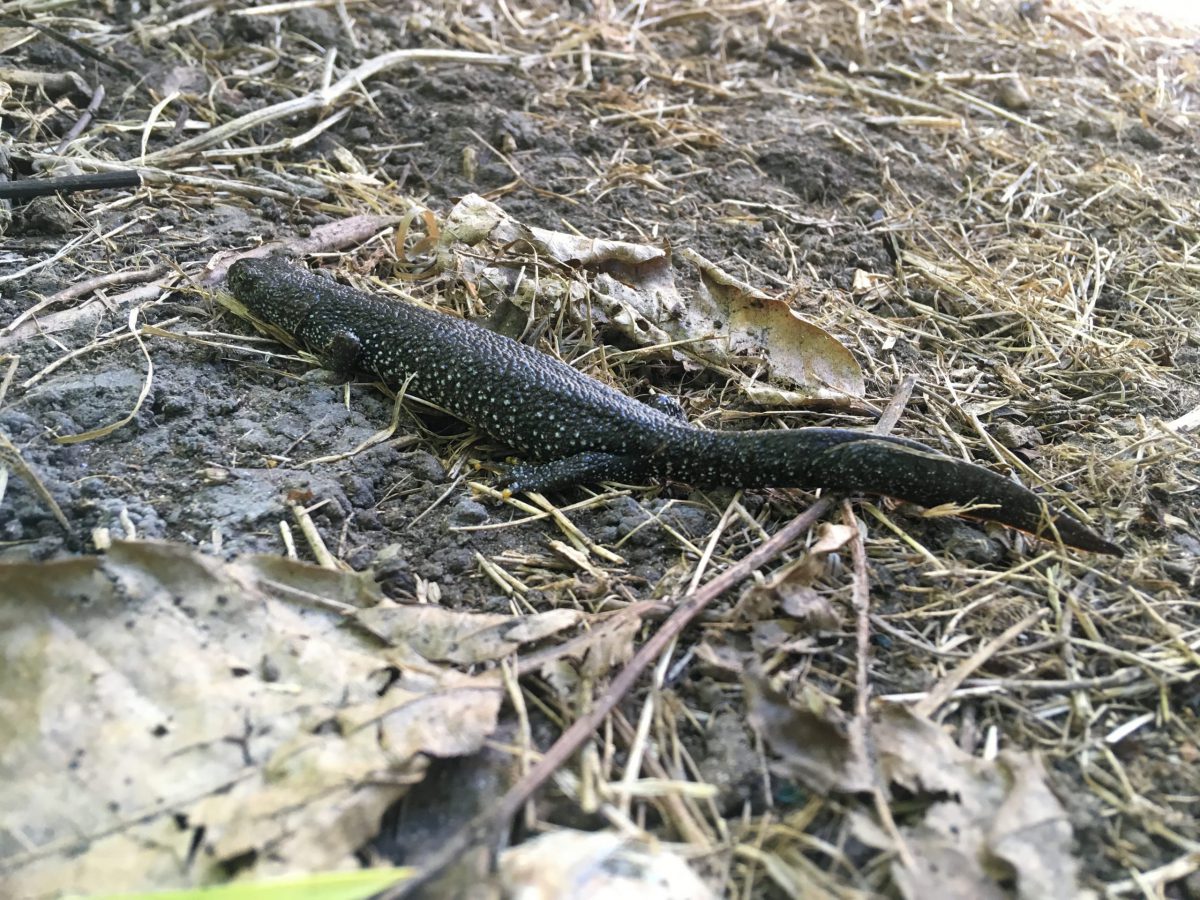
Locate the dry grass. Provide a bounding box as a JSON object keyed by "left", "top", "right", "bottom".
{"left": 2, "top": 0, "right": 1198, "bottom": 895}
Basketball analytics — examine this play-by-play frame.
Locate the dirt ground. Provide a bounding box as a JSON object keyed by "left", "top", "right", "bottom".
{"left": 2, "top": 1, "right": 1198, "bottom": 897}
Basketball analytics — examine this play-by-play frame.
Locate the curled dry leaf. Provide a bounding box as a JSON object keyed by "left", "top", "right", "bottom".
{"left": 439, "top": 194, "right": 865, "bottom": 409}
{"left": 203, "top": 213, "right": 404, "bottom": 285}
{"left": 777, "top": 582, "right": 841, "bottom": 631}
{"left": 986, "top": 750, "right": 1080, "bottom": 900}
{"left": 740, "top": 522, "right": 855, "bottom": 631}
{"left": 440, "top": 192, "right": 668, "bottom": 270}
{"left": 0, "top": 540, "right": 503, "bottom": 895}
{"left": 873, "top": 706, "right": 1078, "bottom": 900}
{"left": 693, "top": 639, "right": 746, "bottom": 676}
{"left": 577, "top": 609, "right": 641, "bottom": 679}
{"left": 677, "top": 249, "right": 866, "bottom": 407}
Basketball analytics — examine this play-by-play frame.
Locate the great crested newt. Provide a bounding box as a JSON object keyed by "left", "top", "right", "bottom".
{"left": 226, "top": 257, "right": 1121, "bottom": 556}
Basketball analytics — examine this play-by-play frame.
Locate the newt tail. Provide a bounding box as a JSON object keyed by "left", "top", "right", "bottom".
{"left": 226, "top": 257, "right": 1121, "bottom": 556}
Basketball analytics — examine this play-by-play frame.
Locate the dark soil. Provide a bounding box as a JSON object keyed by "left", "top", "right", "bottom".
{"left": 2, "top": 1, "right": 1197, "bottom": 895}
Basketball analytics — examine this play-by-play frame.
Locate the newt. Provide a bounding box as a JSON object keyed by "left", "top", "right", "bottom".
{"left": 226, "top": 257, "right": 1121, "bottom": 556}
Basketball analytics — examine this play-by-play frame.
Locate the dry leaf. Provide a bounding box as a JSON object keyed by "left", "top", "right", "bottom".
{"left": 203, "top": 214, "right": 404, "bottom": 285}
{"left": 892, "top": 841, "right": 1009, "bottom": 900}
{"left": 499, "top": 829, "right": 714, "bottom": 900}
{"left": 873, "top": 706, "right": 1080, "bottom": 900}
{"left": 439, "top": 194, "right": 864, "bottom": 409}
{"left": 809, "top": 522, "right": 857, "bottom": 555}
{"left": 987, "top": 751, "right": 1079, "bottom": 900}
{"left": 873, "top": 705, "right": 986, "bottom": 798}
{"left": 693, "top": 639, "right": 745, "bottom": 676}
{"left": 441, "top": 192, "right": 667, "bottom": 269}
{"left": 679, "top": 249, "right": 865, "bottom": 406}
{"left": 354, "top": 604, "right": 581, "bottom": 665}
{"left": 0, "top": 541, "right": 503, "bottom": 895}
{"left": 578, "top": 611, "right": 641, "bottom": 679}
{"left": 777, "top": 583, "right": 842, "bottom": 631}
{"left": 739, "top": 522, "right": 854, "bottom": 631}
{"left": 747, "top": 695, "right": 1080, "bottom": 898}
{"left": 744, "top": 675, "right": 873, "bottom": 794}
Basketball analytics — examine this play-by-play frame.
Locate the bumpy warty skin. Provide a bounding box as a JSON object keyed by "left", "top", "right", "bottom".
{"left": 226, "top": 256, "right": 1121, "bottom": 556}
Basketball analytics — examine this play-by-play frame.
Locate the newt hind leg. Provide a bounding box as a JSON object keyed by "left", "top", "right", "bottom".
{"left": 498, "top": 451, "right": 650, "bottom": 493}
{"left": 313, "top": 329, "right": 362, "bottom": 381}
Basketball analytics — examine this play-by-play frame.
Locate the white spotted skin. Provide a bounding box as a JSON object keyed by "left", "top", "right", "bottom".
{"left": 229, "top": 257, "right": 701, "bottom": 464}
{"left": 225, "top": 257, "right": 1120, "bottom": 555}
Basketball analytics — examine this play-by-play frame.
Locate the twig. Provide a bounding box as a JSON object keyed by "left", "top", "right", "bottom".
{"left": 0, "top": 170, "right": 140, "bottom": 202}
{"left": 1103, "top": 849, "right": 1200, "bottom": 895}
{"left": 289, "top": 502, "right": 345, "bottom": 571}
{"left": 54, "top": 306, "right": 154, "bottom": 445}
{"left": 142, "top": 49, "right": 515, "bottom": 165}
{"left": 5, "top": 264, "right": 165, "bottom": 335}
{"left": 55, "top": 83, "right": 105, "bottom": 153}
{"left": 0, "top": 66, "right": 87, "bottom": 97}
{"left": 845, "top": 499, "right": 915, "bottom": 873}
{"left": 849, "top": 375, "right": 918, "bottom": 870}
{"left": 0, "top": 15, "right": 137, "bottom": 75}
{"left": 874, "top": 374, "right": 917, "bottom": 436}
{"left": 0, "top": 432, "right": 73, "bottom": 537}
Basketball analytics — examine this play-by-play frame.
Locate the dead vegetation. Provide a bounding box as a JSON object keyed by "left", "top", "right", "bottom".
{"left": 1, "top": 0, "right": 1198, "bottom": 897}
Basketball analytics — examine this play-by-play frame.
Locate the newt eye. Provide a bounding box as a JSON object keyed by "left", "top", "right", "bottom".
{"left": 226, "top": 261, "right": 248, "bottom": 292}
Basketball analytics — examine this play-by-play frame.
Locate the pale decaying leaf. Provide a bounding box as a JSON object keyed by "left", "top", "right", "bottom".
{"left": 498, "top": 829, "right": 714, "bottom": 900}
{"left": 874, "top": 706, "right": 1079, "bottom": 900}
{"left": 986, "top": 750, "right": 1080, "bottom": 900}
{"left": 748, "top": 689, "right": 1080, "bottom": 899}
{"left": 440, "top": 194, "right": 865, "bottom": 408}
{"left": 676, "top": 248, "right": 866, "bottom": 407}
{"left": 355, "top": 604, "right": 581, "bottom": 665}
{"left": 0, "top": 540, "right": 505, "bottom": 895}
{"left": 577, "top": 610, "right": 641, "bottom": 679}
{"left": 440, "top": 192, "right": 668, "bottom": 270}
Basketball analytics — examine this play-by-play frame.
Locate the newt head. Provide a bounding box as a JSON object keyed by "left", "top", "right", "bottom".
{"left": 226, "top": 256, "right": 319, "bottom": 335}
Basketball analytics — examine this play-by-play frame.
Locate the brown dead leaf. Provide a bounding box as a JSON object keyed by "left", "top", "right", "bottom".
{"left": 739, "top": 522, "right": 854, "bottom": 631}
{"left": 747, "top": 694, "right": 1079, "bottom": 898}
{"left": 530, "top": 611, "right": 641, "bottom": 693}
{"left": 988, "top": 751, "right": 1079, "bottom": 900}
{"left": 693, "top": 639, "right": 745, "bottom": 676}
{"left": 441, "top": 192, "right": 667, "bottom": 269}
{"left": 777, "top": 583, "right": 842, "bottom": 631}
{"left": 439, "top": 194, "right": 864, "bottom": 409}
{"left": 809, "top": 522, "right": 858, "bottom": 555}
{"left": 538, "top": 657, "right": 581, "bottom": 699}
{"left": 0, "top": 540, "right": 503, "bottom": 895}
{"left": 203, "top": 213, "right": 404, "bottom": 285}
{"left": 744, "top": 674, "right": 873, "bottom": 794}
{"left": 679, "top": 249, "right": 866, "bottom": 406}
{"left": 891, "top": 841, "right": 1010, "bottom": 900}
{"left": 578, "top": 609, "right": 641, "bottom": 679}
{"left": 873, "top": 704, "right": 986, "bottom": 798}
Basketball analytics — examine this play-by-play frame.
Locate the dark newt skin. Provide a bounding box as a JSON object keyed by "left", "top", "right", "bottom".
{"left": 227, "top": 257, "right": 1121, "bottom": 556}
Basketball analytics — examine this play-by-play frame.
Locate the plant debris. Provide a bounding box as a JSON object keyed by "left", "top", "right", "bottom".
{"left": 1, "top": 0, "right": 1198, "bottom": 897}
